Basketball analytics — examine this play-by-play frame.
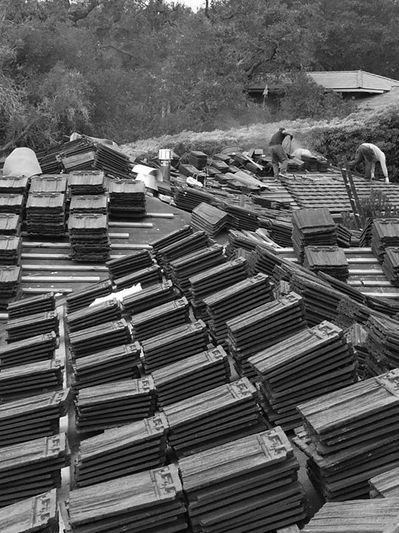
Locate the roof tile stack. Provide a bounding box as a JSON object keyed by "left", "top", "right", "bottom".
{"left": 0, "top": 235, "right": 21, "bottom": 265}
{"left": 106, "top": 249, "right": 153, "bottom": 280}
{"left": 179, "top": 427, "right": 306, "bottom": 533}
{"left": 30, "top": 175, "right": 67, "bottom": 194}
{"left": 7, "top": 292, "right": 55, "bottom": 319}
{"left": 0, "top": 331, "right": 57, "bottom": 368}
{"left": 66, "top": 298, "right": 122, "bottom": 332}
{"left": 108, "top": 179, "right": 146, "bottom": 219}
{"left": 0, "top": 213, "right": 20, "bottom": 235}
{"left": 191, "top": 202, "right": 230, "bottom": 237}
{"left": 68, "top": 464, "right": 187, "bottom": 533}
{"left": 74, "top": 413, "right": 168, "bottom": 487}
{"left": 75, "top": 377, "right": 156, "bottom": 433}
{"left": 5, "top": 311, "right": 59, "bottom": 342}
{"left": 292, "top": 208, "right": 337, "bottom": 264}
{"left": 156, "top": 231, "right": 211, "bottom": 274}
{"left": 0, "top": 176, "right": 29, "bottom": 195}
{"left": 174, "top": 186, "right": 215, "bottom": 211}
{"left": 152, "top": 346, "right": 231, "bottom": 407}
{"left": 94, "top": 143, "right": 131, "bottom": 179}
{"left": 164, "top": 378, "right": 266, "bottom": 457}
{"left": 151, "top": 224, "right": 192, "bottom": 256}
{"left": 365, "top": 314, "right": 399, "bottom": 374}
{"left": 122, "top": 280, "right": 177, "bottom": 315}
{"left": 69, "top": 319, "right": 131, "bottom": 358}
{"left": 68, "top": 213, "right": 110, "bottom": 262}
{"left": 225, "top": 204, "right": 259, "bottom": 231}
{"left": 250, "top": 321, "right": 357, "bottom": 431}
{"left": 382, "top": 246, "right": 399, "bottom": 285}
{"left": 65, "top": 279, "right": 113, "bottom": 313}
{"left": 26, "top": 193, "right": 66, "bottom": 236}
{"left": 294, "top": 369, "right": 399, "bottom": 500}
{"left": 370, "top": 466, "right": 399, "bottom": 498}
{"left": 227, "top": 292, "right": 306, "bottom": 378}
{"left": 0, "top": 194, "right": 24, "bottom": 215}
{"left": 0, "top": 490, "right": 59, "bottom": 533}
{"left": 371, "top": 218, "right": 399, "bottom": 261}
{"left": 303, "top": 245, "right": 349, "bottom": 282}
{"left": 113, "top": 264, "right": 163, "bottom": 290}
{"left": 68, "top": 171, "right": 106, "bottom": 195}
{"left": 69, "top": 194, "right": 108, "bottom": 214}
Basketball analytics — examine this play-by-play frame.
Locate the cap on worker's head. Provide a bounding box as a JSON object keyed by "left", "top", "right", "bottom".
{"left": 279, "top": 127, "right": 286, "bottom": 132}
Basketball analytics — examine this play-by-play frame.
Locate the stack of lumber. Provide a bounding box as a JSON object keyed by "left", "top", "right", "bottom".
{"left": 366, "top": 314, "right": 399, "bottom": 373}
{"left": 30, "top": 175, "right": 67, "bottom": 194}
{"left": 5, "top": 311, "right": 59, "bottom": 342}
{"left": 151, "top": 225, "right": 192, "bottom": 257}
{"left": 227, "top": 292, "right": 306, "bottom": 378}
{"left": 65, "top": 279, "right": 113, "bottom": 313}
{"left": 130, "top": 297, "right": 190, "bottom": 341}
{"left": 142, "top": 320, "right": 209, "bottom": 372}
{"left": 0, "top": 235, "right": 21, "bottom": 265}
{"left": 73, "top": 413, "right": 168, "bottom": 487}
{"left": 164, "top": 378, "right": 266, "bottom": 457}
{"left": 68, "top": 464, "right": 187, "bottom": 533}
{"left": 0, "top": 332, "right": 57, "bottom": 368}
{"left": 108, "top": 179, "right": 146, "bottom": 219}
{"left": 0, "top": 175, "right": 29, "bottom": 195}
{"left": 157, "top": 231, "right": 210, "bottom": 273}
{"left": 7, "top": 292, "right": 55, "bottom": 319}
{"left": 94, "top": 143, "right": 131, "bottom": 178}
{"left": 191, "top": 202, "right": 230, "bottom": 237}
{"left": 68, "top": 213, "right": 110, "bottom": 262}
{"left": 106, "top": 249, "right": 153, "bottom": 279}
{"left": 250, "top": 321, "right": 357, "bottom": 431}
{"left": 113, "top": 264, "right": 162, "bottom": 290}
{"left": 300, "top": 499, "right": 399, "bottom": 532}
{"left": 382, "top": 246, "right": 399, "bottom": 285}
{"left": 370, "top": 466, "right": 399, "bottom": 498}
{"left": 26, "top": 193, "right": 66, "bottom": 236}
{"left": 190, "top": 257, "right": 248, "bottom": 317}
{"left": 203, "top": 273, "right": 272, "bottom": 344}
{"left": 0, "top": 194, "right": 24, "bottom": 215}
{"left": 75, "top": 377, "right": 157, "bottom": 433}
{"left": 169, "top": 244, "right": 225, "bottom": 295}
{"left": 69, "top": 319, "right": 131, "bottom": 358}
{"left": 122, "top": 280, "right": 177, "bottom": 315}
{"left": 303, "top": 245, "right": 349, "bottom": 281}
{"left": 0, "top": 434, "right": 68, "bottom": 508}
{"left": 68, "top": 171, "right": 105, "bottom": 195}
{"left": 371, "top": 218, "right": 399, "bottom": 260}
{"left": 0, "top": 213, "right": 20, "bottom": 235}
{"left": 294, "top": 369, "right": 399, "bottom": 500}
{"left": 152, "top": 346, "right": 231, "bottom": 406}
{"left": 292, "top": 208, "right": 337, "bottom": 264}
{"left": 69, "top": 194, "right": 107, "bottom": 214}
{"left": 0, "top": 359, "right": 63, "bottom": 401}
{"left": 0, "top": 490, "right": 58, "bottom": 533}
{"left": 72, "top": 342, "right": 141, "bottom": 389}
{"left": 66, "top": 298, "right": 122, "bottom": 332}
{"left": 0, "top": 389, "right": 71, "bottom": 447}
{"left": 179, "top": 427, "right": 306, "bottom": 533}
{"left": 225, "top": 204, "right": 259, "bottom": 231}
{"left": 189, "top": 150, "right": 208, "bottom": 169}
{"left": 174, "top": 186, "right": 214, "bottom": 211}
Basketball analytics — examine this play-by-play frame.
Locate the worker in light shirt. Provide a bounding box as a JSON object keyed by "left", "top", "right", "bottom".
{"left": 349, "top": 143, "right": 390, "bottom": 183}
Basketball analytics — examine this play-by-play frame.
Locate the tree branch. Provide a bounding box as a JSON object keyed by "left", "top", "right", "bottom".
{"left": 0, "top": 118, "right": 38, "bottom": 154}
{"left": 100, "top": 43, "right": 135, "bottom": 58}
{"left": 68, "top": 0, "right": 100, "bottom": 23}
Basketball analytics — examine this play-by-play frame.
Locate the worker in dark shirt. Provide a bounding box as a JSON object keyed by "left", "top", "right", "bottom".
{"left": 269, "top": 127, "right": 293, "bottom": 177}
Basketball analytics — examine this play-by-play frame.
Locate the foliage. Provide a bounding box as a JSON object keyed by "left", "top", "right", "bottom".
{"left": 358, "top": 190, "right": 399, "bottom": 223}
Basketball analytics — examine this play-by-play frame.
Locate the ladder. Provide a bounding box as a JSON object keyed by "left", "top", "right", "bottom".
{"left": 341, "top": 159, "right": 362, "bottom": 230}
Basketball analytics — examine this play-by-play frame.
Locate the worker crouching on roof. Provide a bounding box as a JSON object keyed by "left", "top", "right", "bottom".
{"left": 269, "top": 127, "right": 294, "bottom": 178}
{"left": 349, "top": 143, "right": 390, "bottom": 183}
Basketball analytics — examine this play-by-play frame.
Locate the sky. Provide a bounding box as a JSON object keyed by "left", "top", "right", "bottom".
{"left": 169, "top": 0, "right": 205, "bottom": 11}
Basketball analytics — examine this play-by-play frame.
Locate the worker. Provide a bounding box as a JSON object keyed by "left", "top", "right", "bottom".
{"left": 349, "top": 143, "right": 390, "bottom": 183}
{"left": 269, "top": 127, "right": 293, "bottom": 178}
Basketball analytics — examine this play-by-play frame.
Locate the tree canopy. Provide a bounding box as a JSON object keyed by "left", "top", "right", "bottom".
{"left": 1, "top": 0, "right": 399, "bottom": 150}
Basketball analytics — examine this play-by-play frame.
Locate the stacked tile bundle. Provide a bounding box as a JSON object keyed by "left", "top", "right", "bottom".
{"left": 365, "top": 314, "right": 399, "bottom": 374}
{"left": 0, "top": 175, "right": 29, "bottom": 195}
{"left": 26, "top": 193, "right": 66, "bottom": 236}
{"left": 0, "top": 213, "right": 20, "bottom": 235}
{"left": 303, "top": 246, "right": 349, "bottom": 282}
{"left": 0, "top": 434, "right": 68, "bottom": 508}
{"left": 164, "top": 378, "right": 266, "bottom": 457}
{"left": 69, "top": 194, "right": 108, "bottom": 214}
{"left": 122, "top": 280, "right": 177, "bottom": 315}
{"left": 0, "top": 332, "right": 57, "bottom": 368}
{"left": 30, "top": 175, "right": 67, "bottom": 194}
{"left": 0, "top": 235, "right": 21, "bottom": 265}
{"left": 130, "top": 297, "right": 190, "bottom": 341}
{"left": 7, "top": 292, "right": 55, "bottom": 319}
{"left": 169, "top": 244, "right": 226, "bottom": 295}
{"left": 69, "top": 318, "right": 131, "bottom": 358}
{"left": 371, "top": 218, "right": 399, "bottom": 261}
{"left": 189, "top": 257, "right": 248, "bottom": 317}
{"left": 258, "top": 217, "right": 293, "bottom": 247}
{"left": 65, "top": 279, "right": 113, "bottom": 313}
{"left": 113, "top": 264, "right": 162, "bottom": 290}
{"left": 189, "top": 150, "right": 208, "bottom": 169}
{"left": 0, "top": 389, "right": 71, "bottom": 447}
{"left": 250, "top": 321, "right": 357, "bottom": 431}
{"left": 0, "top": 490, "right": 59, "bottom": 533}
{"left": 157, "top": 231, "right": 211, "bottom": 274}
{"left": 68, "top": 213, "right": 110, "bottom": 262}
{"left": 179, "top": 427, "right": 306, "bottom": 533}
{"left": 68, "top": 464, "right": 188, "bottom": 533}
{"left": 294, "top": 369, "right": 399, "bottom": 500}
{"left": 94, "top": 143, "right": 131, "bottom": 178}
{"left": 68, "top": 170, "right": 106, "bottom": 195}
{"left": 225, "top": 204, "right": 259, "bottom": 231}
{"left": 174, "top": 186, "right": 215, "bottom": 211}
{"left": 108, "top": 179, "right": 146, "bottom": 219}
{"left": 336, "top": 223, "right": 352, "bottom": 248}
{"left": 382, "top": 246, "right": 399, "bottom": 285}
{"left": 300, "top": 499, "right": 399, "bottom": 532}
{"left": 106, "top": 249, "right": 153, "bottom": 279}
{"left": 0, "top": 266, "right": 20, "bottom": 309}
{"left": 370, "top": 466, "right": 399, "bottom": 498}
{"left": 72, "top": 342, "right": 141, "bottom": 389}
{"left": 203, "top": 273, "right": 273, "bottom": 344}
{"left": 74, "top": 413, "right": 169, "bottom": 487}
{"left": 151, "top": 224, "right": 192, "bottom": 257}
{"left": 66, "top": 298, "right": 122, "bottom": 332}
{"left": 0, "top": 359, "right": 63, "bottom": 401}
{"left": 0, "top": 194, "right": 24, "bottom": 215}
{"left": 152, "top": 346, "right": 231, "bottom": 406}
{"left": 291, "top": 208, "right": 337, "bottom": 264}
{"left": 142, "top": 320, "right": 209, "bottom": 372}
{"left": 5, "top": 310, "right": 59, "bottom": 342}
{"left": 75, "top": 377, "right": 157, "bottom": 433}
{"left": 227, "top": 292, "right": 306, "bottom": 378}
{"left": 38, "top": 137, "right": 94, "bottom": 173}
{"left": 191, "top": 202, "right": 230, "bottom": 237}
{"left": 0, "top": 177, "right": 28, "bottom": 225}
